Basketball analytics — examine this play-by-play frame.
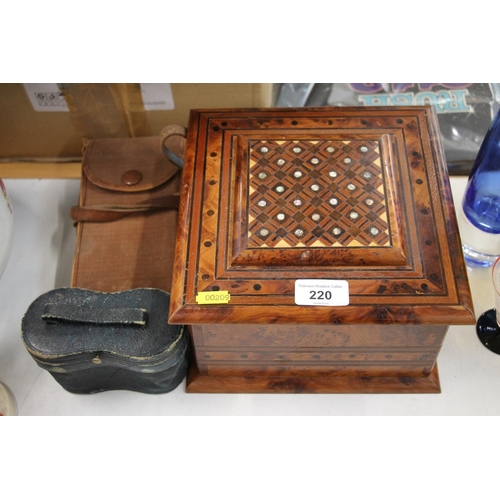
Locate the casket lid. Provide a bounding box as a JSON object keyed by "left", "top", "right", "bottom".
{"left": 169, "top": 107, "right": 475, "bottom": 326}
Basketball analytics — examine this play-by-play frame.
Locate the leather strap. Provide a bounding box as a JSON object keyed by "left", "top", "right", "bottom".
{"left": 160, "top": 124, "right": 186, "bottom": 168}
{"left": 42, "top": 303, "right": 147, "bottom": 326}
{"left": 70, "top": 194, "right": 181, "bottom": 222}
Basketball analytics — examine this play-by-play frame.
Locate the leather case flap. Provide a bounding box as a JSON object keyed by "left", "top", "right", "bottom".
{"left": 82, "top": 136, "right": 180, "bottom": 193}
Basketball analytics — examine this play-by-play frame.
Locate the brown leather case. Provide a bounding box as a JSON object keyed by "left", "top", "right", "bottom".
{"left": 71, "top": 126, "right": 185, "bottom": 293}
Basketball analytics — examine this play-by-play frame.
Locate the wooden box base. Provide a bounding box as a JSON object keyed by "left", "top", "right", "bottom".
{"left": 186, "top": 360, "right": 441, "bottom": 394}
{"left": 185, "top": 323, "right": 445, "bottom": 394}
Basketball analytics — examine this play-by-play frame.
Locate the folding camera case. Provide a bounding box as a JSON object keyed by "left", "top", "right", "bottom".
{"left": 70, "top": 126, "right": 185, "bottom": 293}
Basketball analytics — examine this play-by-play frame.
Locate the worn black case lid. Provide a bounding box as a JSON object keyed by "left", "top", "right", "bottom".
{"left": 22, "top": 288, "right": 184, "bottom": 367}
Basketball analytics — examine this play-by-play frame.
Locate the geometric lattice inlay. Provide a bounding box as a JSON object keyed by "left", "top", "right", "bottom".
{"left": 248, "top": 139, "right": 390, "bottom": 248}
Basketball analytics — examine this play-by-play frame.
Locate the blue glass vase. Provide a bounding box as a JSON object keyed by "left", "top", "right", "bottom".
{"left": 461, "top": 108, "right": 500, "bottom": 266}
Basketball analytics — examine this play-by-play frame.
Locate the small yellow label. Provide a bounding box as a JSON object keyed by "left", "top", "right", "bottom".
{"left": 196, "top": 291, "right": 231, "bottom": 304}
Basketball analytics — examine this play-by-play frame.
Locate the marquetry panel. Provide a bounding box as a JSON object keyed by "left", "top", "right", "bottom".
{"left": 247, "top": 139, "right": 390, "bottom": 248}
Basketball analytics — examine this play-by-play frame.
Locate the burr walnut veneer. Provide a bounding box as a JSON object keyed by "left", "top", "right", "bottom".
{"left": 169, "top": 107, "right": 475, "bottom": 393}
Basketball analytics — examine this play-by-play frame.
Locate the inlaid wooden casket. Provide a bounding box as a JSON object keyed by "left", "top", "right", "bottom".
{"left": 169, "top": 106, "right": 475, "bottom": 393}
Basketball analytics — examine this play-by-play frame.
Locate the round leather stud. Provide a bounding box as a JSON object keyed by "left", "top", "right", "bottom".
{"left": 122, "top": 170, "right": 142, "bottom": 186}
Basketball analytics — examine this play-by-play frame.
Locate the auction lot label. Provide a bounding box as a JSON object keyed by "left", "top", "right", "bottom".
{"left": 294, "top": 280, "right": 349, "bottom": 306}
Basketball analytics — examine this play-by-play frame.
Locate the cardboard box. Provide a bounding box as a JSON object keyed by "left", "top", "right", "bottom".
{"left": 0, "top": 83, "right": 276, "bottom": 169}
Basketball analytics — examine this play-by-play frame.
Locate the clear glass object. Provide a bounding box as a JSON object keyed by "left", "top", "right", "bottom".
{"left": 0, "top": 382, "right": 16, "bottom": 416}
{"left": 461, "top": 108, "right": 500, "bottom": 266}
{"left": 476, "top": 256, "right": 500, "bottom": 353}
{"left": 0, "top": 179, "right": 13, "bottom": 277}
{"left": 0, "top": 179, "right": 16, "bottom": 415}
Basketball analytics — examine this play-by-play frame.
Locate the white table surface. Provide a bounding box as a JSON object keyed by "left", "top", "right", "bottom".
{"left": 1, "top": 176, "right": 499, "bottom": 416}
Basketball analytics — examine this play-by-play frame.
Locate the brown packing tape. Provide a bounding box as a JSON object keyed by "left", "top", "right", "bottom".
{"left": 61, "top": 84, "right": 152, "bottom": 141}
{"left": 119, "top": 84, "right": 154, "bottom": 137}
{"left": 0, "top": 162, "right": 82, "bottom": 179}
